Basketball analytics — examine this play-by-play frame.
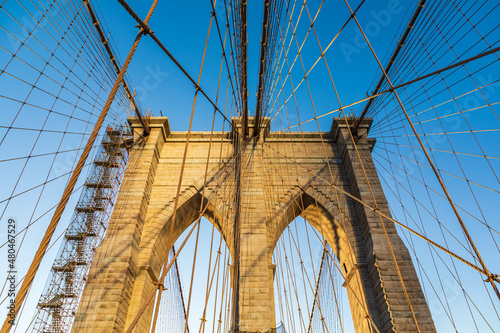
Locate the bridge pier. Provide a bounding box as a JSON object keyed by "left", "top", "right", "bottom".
{"left": 71, "top": 118, "right": 168, "bottom": 332}
{"left": 71, "top": 116, "right": 435, "bottom": 333}
{"left": 231, "top": 118, "right": 276, "bottom": 332}
{"left": 332, "top": 119, "right": 436, "bottom": 333}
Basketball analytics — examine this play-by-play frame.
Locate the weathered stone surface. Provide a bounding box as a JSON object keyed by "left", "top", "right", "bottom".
{"left": 72, "top": 117, "right": 435, "bottom": 333}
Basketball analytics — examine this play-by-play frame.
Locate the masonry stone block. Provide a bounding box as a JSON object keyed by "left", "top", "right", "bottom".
{"left": 73, "top": 117, "right": 435, "bottom": 333}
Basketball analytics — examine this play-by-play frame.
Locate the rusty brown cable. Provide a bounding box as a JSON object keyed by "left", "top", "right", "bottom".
{"left": 127, "top": 12, "right": 257, "bottom": 328}
{"left": 267, "top": 144, "right": 499, "bottom": 284}
{"left": 352, "top": 0, "right": 426, "bottom": 133}
{"left": 0, "top": 0, "right": 160, "bottom": 331}
{"left": 115, "top": 0, "right": 232, "bottom": 125}
{"left": 343, "top": 0, "right": 500, "bottom": 301}
{"left": 82, "top": 0, "right": 149, "bottom": 134}
{"left": 154, "top": 10, "right": 224, "bottom": 333}
{"left": 274, "top": 2, "right": 380, "bottom": 329}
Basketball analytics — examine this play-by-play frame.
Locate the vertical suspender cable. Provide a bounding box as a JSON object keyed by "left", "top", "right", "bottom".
{"left": 240, "top": 0, "right": 249, "bottom": 137}
{"left": 254, "top": 0, "right": 270, "bottom": 138}
{"left": 0, "top": 1, "right": 159, "bottom": 331}
{"left": 352, "top": 0, "right": 426, "bottom": 134}
{"left": 83, "top": 0, "right": 150, "bottom": 135}
{"left": 343, "top": 0, "right": 500, "bottom": 301}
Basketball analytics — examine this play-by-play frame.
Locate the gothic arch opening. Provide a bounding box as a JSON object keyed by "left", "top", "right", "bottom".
{"left": 144, "top": 190, "right": 232, "bottom": 270}
{"left": 271, "top": 190, "right": 374, "bottom": 333}
{"left": 271, "top": 190, "right": 351, "bottom": 264}
{"left": 73, "top": 117, "right": 436, "bottom": 333}
{"left": 125, "top": 190, "right": 234, "bottom": 332}
{"left": 152, "top": 215, "right": 233, "bottom": 333}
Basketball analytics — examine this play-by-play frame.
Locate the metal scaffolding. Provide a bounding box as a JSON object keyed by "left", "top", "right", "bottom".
{"left": 32, "top": 126, "right": 131, "bottom": 333}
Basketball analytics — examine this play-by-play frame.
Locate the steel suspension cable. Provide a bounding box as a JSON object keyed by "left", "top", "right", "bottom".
{"left": 342, "top": 0, "right": 500, "bottom": 301}
{"left": 115, "top": 0, "right": 232, "bottom": 125}
{"left": 0, "top": 0, "right": 161, "bottom": 331}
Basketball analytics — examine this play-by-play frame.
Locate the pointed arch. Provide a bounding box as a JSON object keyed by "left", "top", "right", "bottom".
{"left": 270, "top": 186, "right": 380, "bottom": 332}
{"left": 123, "top": 186, "right": 231, "bottom": 331}
{"left": 271, "top": 187, "right": 350, "bottom": 264}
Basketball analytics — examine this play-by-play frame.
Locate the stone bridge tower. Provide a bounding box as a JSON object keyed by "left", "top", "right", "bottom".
{"left": 72, "top": 116, "right": 436, "bottom": 333}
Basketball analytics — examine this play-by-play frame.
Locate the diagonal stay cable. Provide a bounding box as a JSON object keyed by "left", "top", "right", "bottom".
{"left": 266, "top": 144, "right": 500, "bottom": 284}
{"left": 0, "top": 1, "right": 161, "bottom": 331}
{"left": 83, "top": 0, "right": 149, "bottom": 134}
{"left": 343, "top": 0, "right": 500, "bottom": 301}
{"left": 352, "top": 0, "right": 427, "bottom": 133}
{"left": 116, "top": 0, "right": 232, "bottom": 125}
{"left": 276, "top": 46, "right": 500, "bottom": 133}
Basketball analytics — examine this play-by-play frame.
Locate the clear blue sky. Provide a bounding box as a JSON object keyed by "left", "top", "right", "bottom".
{"left": 0, "top": 0, "right": 499, "bottom": 332}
